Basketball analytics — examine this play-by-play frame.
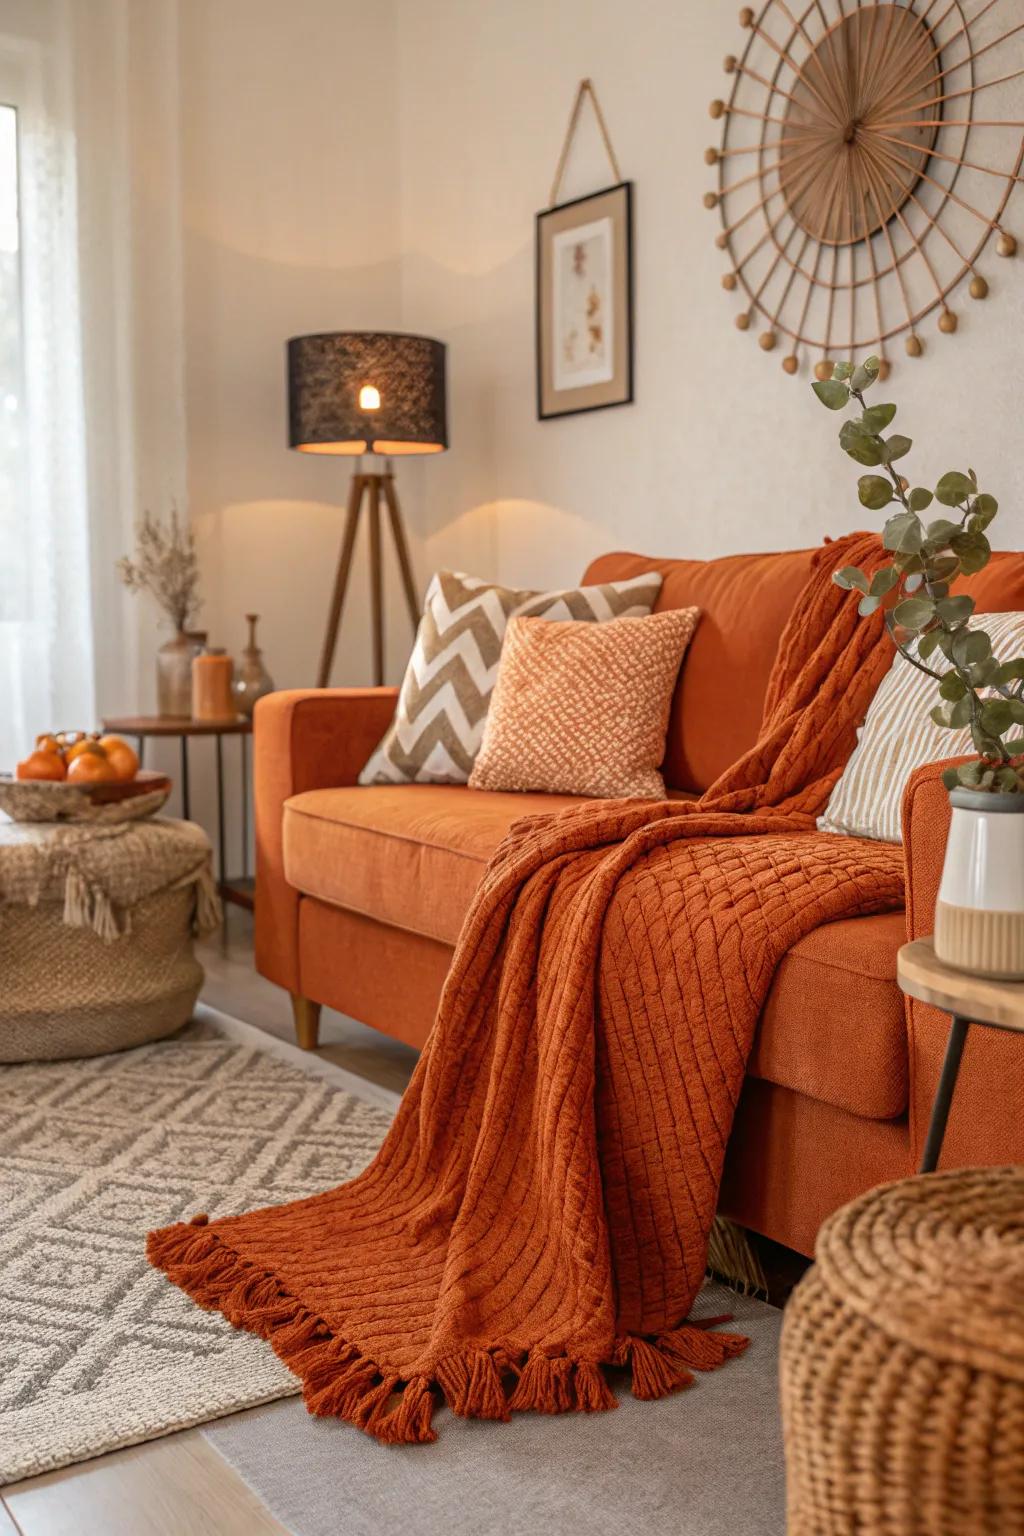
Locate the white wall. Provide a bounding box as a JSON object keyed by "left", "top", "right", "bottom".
{"left": 170, "top": 0, "right": 1024, "bottom": 703}
{"left": 178, "top": 0, "right": 406, "bottom": 694}
{"left": 392, "top": 0, "right": 1024, "bottom": 596}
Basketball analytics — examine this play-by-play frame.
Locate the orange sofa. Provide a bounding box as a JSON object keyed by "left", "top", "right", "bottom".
{"left": 254, "top": 545, "right": 1024, "bottom": 1258}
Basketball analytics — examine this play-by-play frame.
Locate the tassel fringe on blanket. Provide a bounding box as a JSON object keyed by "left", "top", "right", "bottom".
{"left": 147, "top": 1215, "right": 750, "bottom": 1443}
{"left": 149, "top": 532, "right": 905, "bottom": 1445}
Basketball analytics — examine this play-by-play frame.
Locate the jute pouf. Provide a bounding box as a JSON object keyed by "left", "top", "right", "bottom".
{"left": 0, "top": 815, "right": 221, "bottom": 1061}
{"left": 781, "top": 1167, "right": 1024, "bottom": 1535}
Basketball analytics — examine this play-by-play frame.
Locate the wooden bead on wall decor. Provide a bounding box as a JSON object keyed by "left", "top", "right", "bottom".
{"left": 707, "top": 0, "right": 1024, "bottom": 376}
{"left": 813, "top": 360, "right": 833, "bottom": 382}
{"left": 877, "top": 359, "right": 892, "bottom": 382}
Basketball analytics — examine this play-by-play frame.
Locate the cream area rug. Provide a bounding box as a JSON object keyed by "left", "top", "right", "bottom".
{"left": 0, "top": 1007, "right": 396, "bottom": 1485}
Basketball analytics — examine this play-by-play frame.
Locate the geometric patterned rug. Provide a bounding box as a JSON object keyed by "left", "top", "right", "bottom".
{"left": 0, "top": 1009, "right": 396, "bottom": 1484}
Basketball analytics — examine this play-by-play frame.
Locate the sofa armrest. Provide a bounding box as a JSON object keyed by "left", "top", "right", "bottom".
{"left": 254, "top": 687, "right": 398, "bottom": 992}
{"left": 901, "top": 756, "right": 1024, "bottom": 1167}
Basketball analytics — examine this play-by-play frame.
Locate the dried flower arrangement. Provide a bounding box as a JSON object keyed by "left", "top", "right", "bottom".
{"left": 117, "top": 509, "right": 201, "bottom": 634}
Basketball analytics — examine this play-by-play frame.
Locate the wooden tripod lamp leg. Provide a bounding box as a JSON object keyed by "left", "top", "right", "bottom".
{"left": 381, "top": 472, "right": 421, "bottom": 630}
{"left": 316, "top": 474, "right": 365, "bottom": 689}
{"left": 367, "top": 476, "right": 384, "bottom": 687}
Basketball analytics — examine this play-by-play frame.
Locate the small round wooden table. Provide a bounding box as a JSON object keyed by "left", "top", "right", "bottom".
{"left": 897, "top": 937, "right": 1024, "bottom": 1173}
{"left": 101, "top": 715, "right": 253, "bottom": 909}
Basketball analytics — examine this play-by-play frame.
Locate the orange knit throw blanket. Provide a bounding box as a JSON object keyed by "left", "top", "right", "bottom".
{"left": 149, "top": 533, "right": 905, "bottom": 1444}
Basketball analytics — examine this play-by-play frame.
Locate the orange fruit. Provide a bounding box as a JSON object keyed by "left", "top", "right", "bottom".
{"left": 97, "top": 735, "right": 139, "bottom": 783}
{"left": 35, "top": 733, "right": 62, "bottom": 756}
{"left": 64, "top": 735, "right": 101, "bottom": 764}
{"left": 17, "top": 749, "right": 67, "bottom": 782}
{"left": 67, "top": 748, "right": 118, "bottom": 784}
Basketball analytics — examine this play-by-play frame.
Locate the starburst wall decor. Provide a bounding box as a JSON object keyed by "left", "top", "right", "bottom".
{"left": 706, "top": 0, "right": 1024, "bottom": 377}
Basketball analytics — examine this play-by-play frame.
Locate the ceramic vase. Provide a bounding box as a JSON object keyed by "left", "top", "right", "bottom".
{"left": 192, "top": 647, "right": 236, "bottom": 721}
{"left": 233, "top": 613, "right": 275, "bottom": 718}
{"left": 934, "top": 787, "right": 1024, "bottom": 979}
{"left": 156, "top": 630, "right": 205, "bottom": 718}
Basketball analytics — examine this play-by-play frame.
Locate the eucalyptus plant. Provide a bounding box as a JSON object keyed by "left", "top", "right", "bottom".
{"left": 813, "top": 357, "right": 1024, "bottom": 794}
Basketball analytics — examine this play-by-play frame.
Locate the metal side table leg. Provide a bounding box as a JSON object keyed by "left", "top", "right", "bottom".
{"left": 919, "top": 1014, "right": 971, "bottom": 1174}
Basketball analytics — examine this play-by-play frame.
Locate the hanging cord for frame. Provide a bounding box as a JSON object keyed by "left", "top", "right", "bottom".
{"left": 549, "top": 78, "right": 623, "bottom": 208}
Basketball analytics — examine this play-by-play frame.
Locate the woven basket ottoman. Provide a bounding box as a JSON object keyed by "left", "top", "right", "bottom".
{"left": 781, "top": 1167, "right": 1024, "bottom": 1536}
{"left": 0, "top": 816, "right": 221, "bottom": 1061}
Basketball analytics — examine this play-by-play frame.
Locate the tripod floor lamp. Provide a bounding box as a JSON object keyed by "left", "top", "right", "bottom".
{"left": 288, "top": 332, "right": 448, "bottom": 688}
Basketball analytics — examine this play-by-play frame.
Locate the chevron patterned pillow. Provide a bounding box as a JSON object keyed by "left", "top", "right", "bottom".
{"left": 358, "top": 569, "right": 663, "bottom": 785}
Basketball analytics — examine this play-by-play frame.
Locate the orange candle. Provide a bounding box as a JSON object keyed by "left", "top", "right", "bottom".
{"left": 192, "top": 648, "right": 235, "bottom": 720}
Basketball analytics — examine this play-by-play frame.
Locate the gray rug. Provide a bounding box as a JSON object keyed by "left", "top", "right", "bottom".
{"left": 204, "top": 1283, "right": 785, "bottom": 1536}
{"left": 0, "top": 1006, "right": 396, "bottom": 1484}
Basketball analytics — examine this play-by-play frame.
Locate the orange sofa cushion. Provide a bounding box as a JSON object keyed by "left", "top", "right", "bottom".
{"left": 283, "top": 784, "right": 908, "bottom": 1118}
{"left": 581, "top": 546, "right": 1024, "bottom": 796}
{"left": 582, "top": 548, "right": 816, "bottom": 792}
{"left": 284, "top": 785, "right": 592, "bottom": 946}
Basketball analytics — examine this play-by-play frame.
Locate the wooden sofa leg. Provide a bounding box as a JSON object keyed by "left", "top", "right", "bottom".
{"left": 290, "top": 993, "right": 322, "bottom": 1051}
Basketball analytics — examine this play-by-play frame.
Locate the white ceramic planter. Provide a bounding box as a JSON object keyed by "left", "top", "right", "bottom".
{"left": 934, "top": 787, "right": 1024, "bottom": 979}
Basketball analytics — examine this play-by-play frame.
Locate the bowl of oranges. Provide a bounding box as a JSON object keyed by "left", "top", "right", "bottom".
{"left": 2, "top": 732, "right": 172, "bottom": 822}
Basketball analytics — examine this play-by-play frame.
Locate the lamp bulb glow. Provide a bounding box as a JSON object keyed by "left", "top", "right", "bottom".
{"left": 359, "top": 384, "right": 381, "bottom": 411}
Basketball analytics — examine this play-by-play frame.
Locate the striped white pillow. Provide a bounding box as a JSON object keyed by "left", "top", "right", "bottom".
{"left": 819, "top": 610, "right": 1024, "bottom": 844}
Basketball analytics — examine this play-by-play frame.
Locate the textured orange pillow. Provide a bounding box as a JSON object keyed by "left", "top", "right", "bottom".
{"left": 468, "top": 607, "right": 700, "bottom": 799}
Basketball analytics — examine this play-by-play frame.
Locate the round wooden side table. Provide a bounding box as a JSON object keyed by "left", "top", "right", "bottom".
{"left": 897, "top": 937, "right": 1024, "bottom": 1173}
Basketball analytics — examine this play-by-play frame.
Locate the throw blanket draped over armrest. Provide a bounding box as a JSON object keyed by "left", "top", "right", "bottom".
{"left": 149, "top": 531, "right": 905, "bottom": 1444}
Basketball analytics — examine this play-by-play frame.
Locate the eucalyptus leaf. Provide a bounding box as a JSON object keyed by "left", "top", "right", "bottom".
{"left": 952, "top": 629, "right": 992, "bottom": 667}
{"left": 882, "top": 510, "right": 923, "bottom": 553}
{"left": 839, "top": 419, "right": 883, "bottom": 466}
{"left": 950, "top": 529, "right": 991, "bottom": 575}
{"left": 851, "top": 359, "right": 880, "bottom": 392}
{"left": 892, "top": 596, "right": 934, "bottom": 630}
{"left": 908, "top": 487, "right": 934, "bottom": 512}
{"left": 880, "top": 434, "right": 912, "bottom": 464}
{"left": 996, "top": 658, "right": 1024, "bottom": 684}
{"left": 813, "top": 380, "right": 850, "bottom": 411}
{"left": 935, "top": 470, "right": 976, "bottom": 507}
{"left": 831, "top": 362, "right": 854, "bottom": 381}
{"left": 858, "top": 475, "right": 894, "bottom": 510}
{"left": 861, "top": 403, "right": 897, "bottom": 433}
{"left": 971, "top": 493, "right": 998, "bottom": 529}
{"left": 858, "top": 593, "right": 881, "bottom": 617}
{"left": 926, "top": 518, "right": 960, "bottom": 546}
{"left": 904, "top": 573, "right": 924, "bottom": 593}
{"left": 981, "top": 699, "right": 1014, "bottom": 736}
{"left": 939, "top": 672, "right": 967, "bottom": 702}
{"left": 935, "top": 594, "right": 974, "bottom": 624}
{"left": 833, "top": 565, "right": 869, "bottom": 593}
{"left": 942, "top": 766, "right": 962, "bottom": 789}
{"left": 918, "top": 630, "right": 942, "bottom": 660}
{"left": 869, "top": 566, "right": 900, "bottom": 597}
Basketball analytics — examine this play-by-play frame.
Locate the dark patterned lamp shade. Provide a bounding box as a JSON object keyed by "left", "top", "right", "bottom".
{"left": 287, "top": 332, "right": 447, "bottom": 456}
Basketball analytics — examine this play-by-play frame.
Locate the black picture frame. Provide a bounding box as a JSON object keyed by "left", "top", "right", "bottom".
{"left": 535, "top": 180, "right": 634, "bottom": 422}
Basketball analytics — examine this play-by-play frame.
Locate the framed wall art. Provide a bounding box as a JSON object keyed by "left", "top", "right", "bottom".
{"left": 536, "top": 81, "right": 634, "bottom": 421}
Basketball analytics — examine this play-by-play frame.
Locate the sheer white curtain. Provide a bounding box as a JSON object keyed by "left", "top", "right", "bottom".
{"left": 0, "top": 0, "right": 184, "bottom": 767}
{"left": 0, "top": 2, "right": 93, "bottom": 766}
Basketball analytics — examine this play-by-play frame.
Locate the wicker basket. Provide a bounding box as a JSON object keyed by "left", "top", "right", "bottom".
{"left": 0, "top": 888, "right": 204, "bottom": 1061}
{"left": 781, "top": 1167, "right": 1024, "bottom": 1535}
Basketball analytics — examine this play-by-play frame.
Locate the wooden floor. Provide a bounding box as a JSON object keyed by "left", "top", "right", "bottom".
{"left": 2, "top": 908, "right": 416, "bottom": 1536}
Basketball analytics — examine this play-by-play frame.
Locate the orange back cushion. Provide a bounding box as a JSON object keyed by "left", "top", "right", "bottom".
{"left": 582, "top": 546, "right": 1024, "bottom": 794}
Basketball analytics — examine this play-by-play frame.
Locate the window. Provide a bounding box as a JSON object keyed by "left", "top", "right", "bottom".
{"left": 0, "top": 101, "right": 21, "bottom": 615}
